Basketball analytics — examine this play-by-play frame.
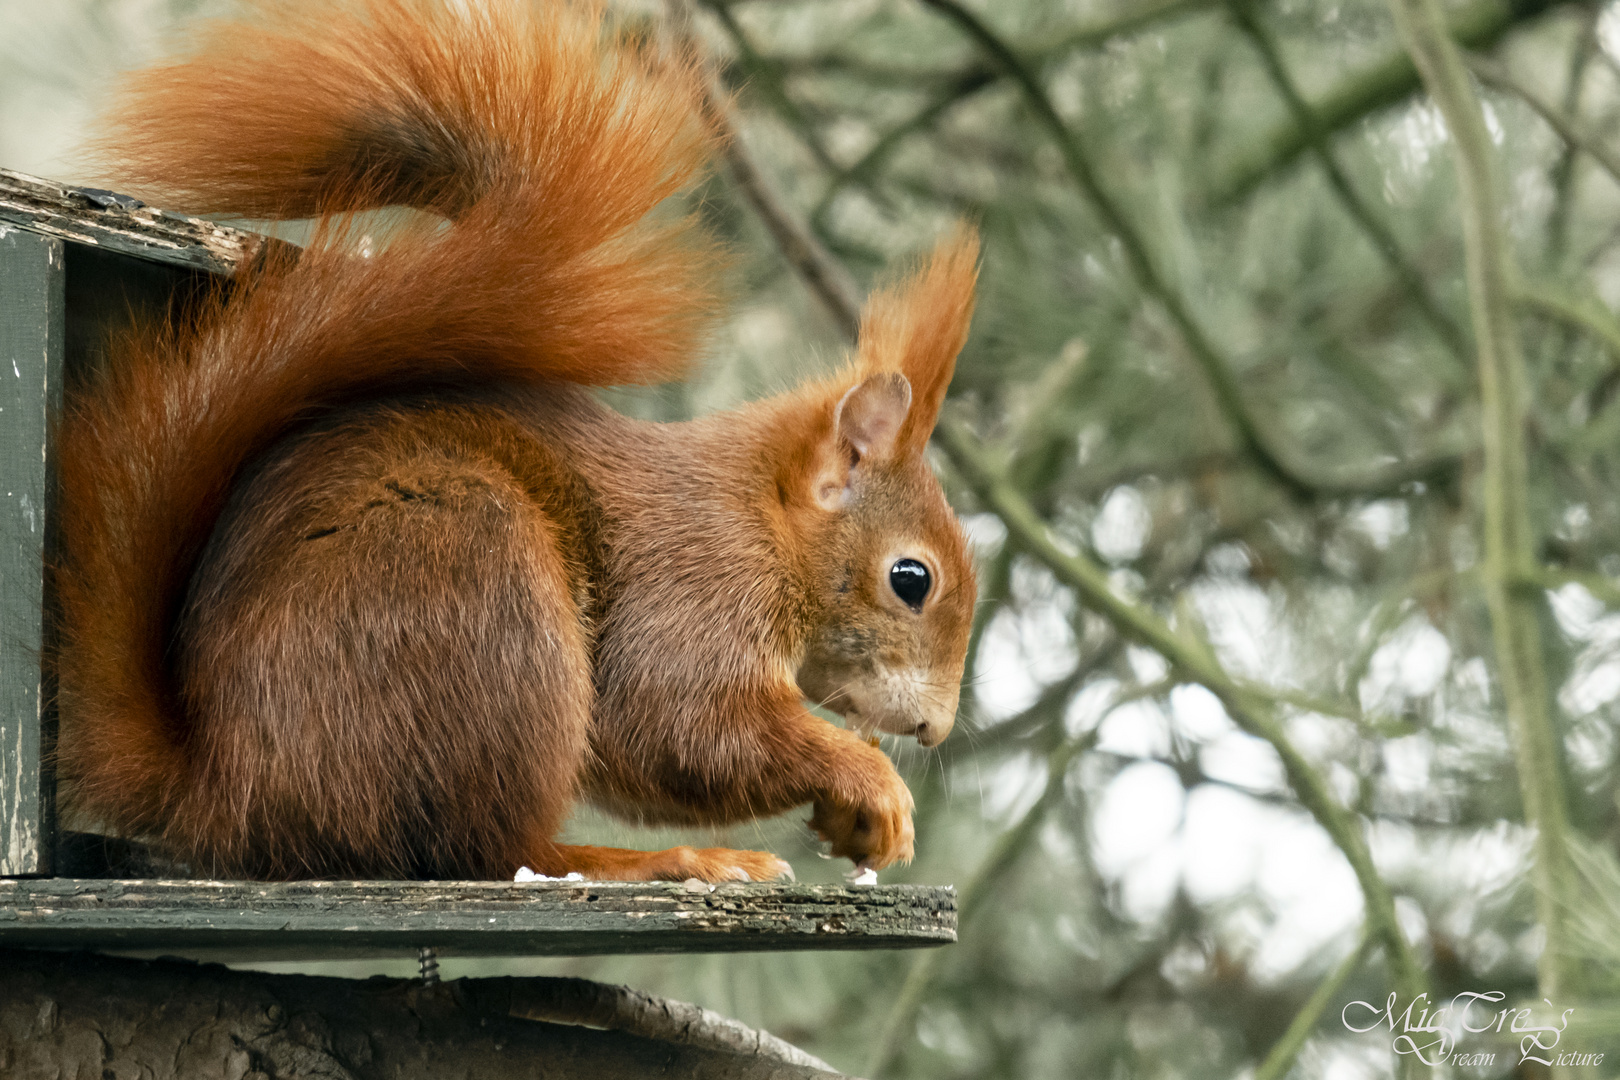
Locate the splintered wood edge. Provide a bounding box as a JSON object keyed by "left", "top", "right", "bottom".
{"left": 0, "top": 168, "right": 262, "bottom": 276}
{"left": 0, "top": 879, "right": 957, "bottom": 959}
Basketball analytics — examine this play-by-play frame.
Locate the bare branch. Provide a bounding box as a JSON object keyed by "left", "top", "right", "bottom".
{"left": 1388, "top": 0, "right": 1579, "bottom": 1001}
{"left": 1534, "top": 566, "right": 1620, "bottom": 609}
{"left": 919, "top": 0, "right": 1459, "bottom": 501}
{"left": 509, "top": 977, "right": 841, "bottom": 1075}
{"left": 932, "top": 416, "right": 1427, "bottom": 1001}
{"left": 1041, "top": 0, "right": 1219, "bottom": 51}
{"left": 1515, "top": 281, "right": 1620, "bottom": 365}
{"left": 671, "top": 0, "right": 864, "bottom": 338}
{"left": 1465, "top": 51, "right": 1620, "bottom": 190}
{"left": 810, "top": 68, "right": 998, "bottom": 236}
{"left": 1254, "top": 929, "right": 1376, "bottom": 1080}
{"left": 867, "top": 729, "right": 1099, "bottom": 1077}
{"left": 1227, "top": 0, "right": 1473, "bottom": 366}
{"left": 700, "top": 0, "right": 843, "bottom": 178}
{"left": 1214, "top": 0, "right": 1576, "bottom": 202}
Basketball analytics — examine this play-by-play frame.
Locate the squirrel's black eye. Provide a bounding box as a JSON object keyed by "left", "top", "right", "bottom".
{"left": 889, "top": 559, "right": 931, "bottom": 609}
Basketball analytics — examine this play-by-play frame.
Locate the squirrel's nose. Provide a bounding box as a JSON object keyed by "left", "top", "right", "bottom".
{"left": 914, "top": 715, "right": 953, "bottom": 747}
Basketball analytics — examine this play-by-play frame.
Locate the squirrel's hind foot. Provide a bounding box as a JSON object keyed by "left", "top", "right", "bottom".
{"left": 537, "top": 843, "right": 793, "bottom": 884}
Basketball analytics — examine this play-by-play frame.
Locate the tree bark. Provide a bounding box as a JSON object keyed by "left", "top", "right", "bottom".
{"left": 0, "top": 948, "right": 853, "bottom": 1080}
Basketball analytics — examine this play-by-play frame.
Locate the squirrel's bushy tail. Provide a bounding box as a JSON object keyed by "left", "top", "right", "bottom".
{"left": 93, "top": 0, "right": 720, "bottom": 384}
{"left": 58, "top": 0, "right": 721, "bottom": 841}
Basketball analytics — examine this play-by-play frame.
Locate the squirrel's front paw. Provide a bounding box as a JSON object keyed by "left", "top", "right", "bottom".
{"left": 810, "top": 763, "right": 915, "bottom": 871}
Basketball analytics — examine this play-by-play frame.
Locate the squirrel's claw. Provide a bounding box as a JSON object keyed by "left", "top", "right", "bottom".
{"left": 809, "top": 754, "right": 916, "bottom": 871}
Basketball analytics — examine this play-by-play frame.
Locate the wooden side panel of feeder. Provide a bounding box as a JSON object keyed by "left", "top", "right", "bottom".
{"left": 0, "top": 225, "right": 63, "bottom": 877}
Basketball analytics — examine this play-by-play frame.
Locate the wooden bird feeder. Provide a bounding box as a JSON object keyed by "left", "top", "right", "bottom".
{"left": 0, "top": 167, "right": 956, "bottom": 964}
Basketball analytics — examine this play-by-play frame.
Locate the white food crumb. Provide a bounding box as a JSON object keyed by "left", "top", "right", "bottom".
{"left": 514, "top": 866, "right": 585, "bottom": 882}
{"left": 849, "top": 868, "right": 879, "bottom": 886}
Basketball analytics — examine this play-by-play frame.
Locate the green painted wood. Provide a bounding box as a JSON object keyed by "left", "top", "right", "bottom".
{"left": 0, "top": 167, "right": 262, "bottom": 276}
{"left": 0, "top": 879, "right": 956, "bottom": 960}
{"left": 0, "top": 225, "right": 64, "bottom": 877}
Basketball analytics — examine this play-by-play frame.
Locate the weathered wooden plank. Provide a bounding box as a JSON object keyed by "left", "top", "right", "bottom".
{"left": 0, "top": 167, "right": 262, "bottom": 277}
{"left": 0, "top": 226, "right": 63, "bottom": 878}
{"left": 0, "top": 879, "right": 956, "bottom": 960}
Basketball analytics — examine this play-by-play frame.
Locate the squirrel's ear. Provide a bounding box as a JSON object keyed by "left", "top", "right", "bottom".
{"left": 838, "top": 372, "right": 912, "bottom": 459}
{"left": 814, "top": 373, "right": 912, "bottom": 510}
{"left": 855, "top": 224, "right": 979, "bottom": 458}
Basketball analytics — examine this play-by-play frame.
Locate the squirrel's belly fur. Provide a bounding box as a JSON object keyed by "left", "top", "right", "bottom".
{"left": 54, "top": 0, "right": 981, "bottom": 881}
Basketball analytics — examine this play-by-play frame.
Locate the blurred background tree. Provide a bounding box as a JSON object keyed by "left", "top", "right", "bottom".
{"left": 7, "top": 0, "right": 1620, "bottom": 1075}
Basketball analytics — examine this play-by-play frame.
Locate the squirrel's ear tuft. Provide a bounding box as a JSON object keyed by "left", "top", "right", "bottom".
{"left": 855, "top": 224, "right": 979, "bottom": 458}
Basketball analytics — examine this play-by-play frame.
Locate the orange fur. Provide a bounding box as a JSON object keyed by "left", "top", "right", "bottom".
{"left": 55, "top": 0, "right": 979, "bottom": 881}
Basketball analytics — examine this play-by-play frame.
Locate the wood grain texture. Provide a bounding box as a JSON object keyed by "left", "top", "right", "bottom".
{"left": 0, "top": 226, "right": 63, "bottom": 878}
{"left": 0, "top": 879, "right": 955, "bottom": 960}
{"left": 0, "top": 948, "right": 855, "bottom": 1079}
{"left": 0, "top": 168, "right": 262, "bottom": 276}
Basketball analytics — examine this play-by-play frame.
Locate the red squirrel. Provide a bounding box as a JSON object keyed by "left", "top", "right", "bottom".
{"left": 52, "top": 0, "right": 979, "bottom": 882}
